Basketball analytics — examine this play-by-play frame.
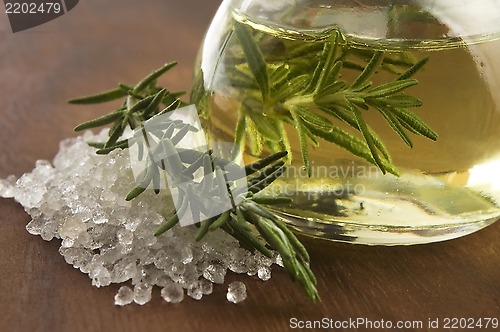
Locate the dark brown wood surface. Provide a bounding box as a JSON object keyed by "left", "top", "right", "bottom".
{"left": 0, "top": 1, "right": 498, "bottom": 331}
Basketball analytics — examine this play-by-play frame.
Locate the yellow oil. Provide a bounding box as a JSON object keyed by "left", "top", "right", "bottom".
{"left": 192, "top": 13, "right": 500, "bottom": 244}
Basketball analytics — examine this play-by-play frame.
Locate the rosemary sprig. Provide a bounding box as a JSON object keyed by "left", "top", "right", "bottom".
{"left": 217, "top": 22, "right": 438, "bottom": 175}
{"left": 70, "top": 64, "right": 320, "bottom": 302}
{"left": 71, "top": 62, "right": 185, "bottom": 152}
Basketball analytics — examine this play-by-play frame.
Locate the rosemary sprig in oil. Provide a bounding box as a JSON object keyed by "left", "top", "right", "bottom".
{"left": 206, "top": 22, "right": 438, "bottom": 176}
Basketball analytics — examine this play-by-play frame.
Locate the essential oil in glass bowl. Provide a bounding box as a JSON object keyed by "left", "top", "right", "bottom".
{"left": 192, "top": 10, "right": 500, "bottom": 244}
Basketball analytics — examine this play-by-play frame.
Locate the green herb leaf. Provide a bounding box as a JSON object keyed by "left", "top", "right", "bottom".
{"left": 397, "top": 57, "right": 429, "bottom": 80}
{"left": 308, "top": 31, "right": 340, "bottom": 93}
{"left": 376, "top": 106, "right": 413, "bottom": 148}
{"left": 366, "top": 79, "right": 418, "bottom": 98}
{"left": 68, "top": 87, "right": 127, "bottom": 105}
{"left": 232, "top": 109, "right": 247, "bottom": 159}
{"left": 209, "top": 210, "right": 231, "bottom": 231}
{"left": 291, "top": 110, "right": 311, "bottom": 177}
{"left": 246, "top": 110, "right": 280, "bottom": 141}
{"left": 377, "top": 95, "right": 422, "bottom": 108}
{"left": 133, "top": 62, "right": 177, "bottom": 93}
{"left": 351, "top": 106, "right": 386, "bottom": 173}
{"left": 74, "top": 110, "right": 124, "bottom": 131}
{"left": 391, "top": 107, "right": 438, "bottom": 140}
{"left": 234, "top": 22, "right": 270, "bottom": 101}
{"left": 142, "top": 89, "right": 168, "bottom": 118}
{"left": 351, "top": 51, "right": 383, "bottom": 89}
{"left": 244, "top": 151, "right": 288, "bottom": 175}
{"left": 246, "top": 115, "right": 264, "bottom": 156}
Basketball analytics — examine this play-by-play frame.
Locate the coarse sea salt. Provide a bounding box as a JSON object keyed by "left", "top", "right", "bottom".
{"left": 0, "top": 130, "right": 280, "bottom": 305}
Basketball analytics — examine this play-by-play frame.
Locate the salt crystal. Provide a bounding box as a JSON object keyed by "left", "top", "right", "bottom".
{"left": 228, "top": 248, "right": 249, "bottom": 273}
{"left": 0, "top": 175, "right": 17, "bottom": 198}
{"left": 114, "top": 286, "right": 134, "bottom": 306}
{"left": 74, "top": 206, "right": 92, "bottom": 223}
{"left": 92, "top": 267, "right": 112, "bottom": 287}
{"left": 25, "top": 218, "right": 45, "bottom": 235}
{"left": 93, "top": 211, "right": 109, "bottom": 225}
{"left": 199, "top": 279, "right": 213, "bottom": 295}
{"left": 88, "top": 259, "right": 105, "bottom": 279}
{"left": 155, "top": 275, "right": 171, "bottom": 288}
{"left": 111, "top": 259, "right": 137, "bottom": 283}
{"left": 177, "top": 263, "right": 199, "bottom": 285}
{"left": 255, "top": 252, "right": 273, "bottom": 267}
{"left": 191, "top": 247, "right": 204, "bottom": 263}
{"left": 58, "top": 217, "right": 86, "bottom": 240}
{"left": 15, "top": 174, "right": 47, "bottom": 209}
{"left": 226, "top": 281, "right": 247, "bottom": 304}
{"left": 168, "top": 262, "right": 187, "bottom": 283}
{"left": 117, "top": 229, "right": 134, "bottom": 246}
{"left": 40, "top": 222, "right": 57, "bottom": 241}
{"left": 124, "top": 215, "right": 142, "bottom": 232}
{"left": 275, "top": 254, "right": 284, "bottom": 267}
{"left": 100, "top": 189, "right": 117, "bottom": 207}
{"left": 161, "top": 283, "right": 184, "bottom": 303}
{"left": 245, "top": 259, "right": 258, "bottom": 276}
{"left": 203, "top": 262, "right": 226, "bottom": 284}
{"left": 60, "top": 247, "right": 93, "bottom": 269}
{"left": 99, "top": 246, "right": 122, "bottom": 265}
{"left": 61, "top": 238, "right": 74, "bottom": 248}
{"left": 187, "top": 280, "right": 204, "bottom": 300}
{"left": 153, "top": 250, "right": 168, "bottom": 269}
{"left": 133, "top": 282, "right": 152, "bottom": 305}
{"left": 257, "top": 266, "right": 272, "bottom": 281}
{"left": 180, "top": 246, "right": 193, "bottom": 264}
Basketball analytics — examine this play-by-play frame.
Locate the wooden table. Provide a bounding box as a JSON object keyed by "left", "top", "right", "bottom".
{"left": 0, "top": 1, "right": 498, "bottom": 331}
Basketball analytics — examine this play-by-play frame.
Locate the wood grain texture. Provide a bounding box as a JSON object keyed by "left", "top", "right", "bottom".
{"left": 0, "top": 1, "right": 499, "bottom": 331}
